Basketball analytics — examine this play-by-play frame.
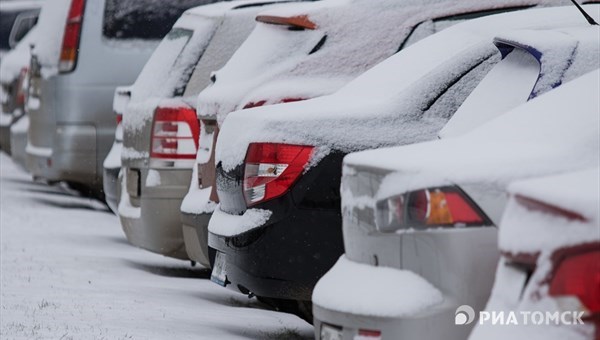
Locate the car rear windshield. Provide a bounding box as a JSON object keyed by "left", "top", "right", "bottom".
{"left": 102, "top": 0, "right": 220, "bottom": 40}
{"left": 0, "top": 11, "right": 19, "bottom": 50}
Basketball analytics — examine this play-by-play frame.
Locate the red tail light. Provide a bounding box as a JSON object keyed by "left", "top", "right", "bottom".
{"left": 549, "top": 246, "right": 600, "bottom": 316}
{"left": 242, "top": 97, "right": 305, "bottom": 110}
{"left": 150, "top": 105, "right": 199, "bottom": 160}
{"left": 116, "top": 113, "right": 122, "bottom": 125}
{"left": 16, "top": 67, "right": 28, "bottom": 105}
{"left": 243, "top": 143, "right": 314, "bottom": 206}
{"left": 515, "top": 195, "right": 586, "bottom": 221}
{"left": 358, "top": 329, "right": 382, "bottom": 339}
{"left": 59, "top": 0, "right": 86, "bottom": 73}
{"left": 375, "top": 186, "right": 489, "bottom": 231}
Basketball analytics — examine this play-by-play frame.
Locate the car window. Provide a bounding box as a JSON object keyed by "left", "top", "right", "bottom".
{"left": 424, "top": 52, "right": 501, "bottom": 121}
{"left": 0, "top": 11, "right": 18, "bottom": 50}
{"left": 400, "top": 6, "right": 532, "bottom": 50}
{"left": 440, "top": 48, "right": 540, "bottom": 137}
{"left": 9, "top": 12, "right": 38, "bottom": 48}
{"left": 102, "top": 0, "right": 220, "bottom": 40}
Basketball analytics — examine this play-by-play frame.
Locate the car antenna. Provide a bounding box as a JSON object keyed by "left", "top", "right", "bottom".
{"left": 569, "top": 0, "right": 599, "bottom": 25}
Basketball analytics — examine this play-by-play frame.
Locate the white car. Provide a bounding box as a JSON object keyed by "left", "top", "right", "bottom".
{"left": 470, "top": 167, "right": 599, "bottom": 340}
{"left": 313, "top": 67, "right": 599, "bottom": 340}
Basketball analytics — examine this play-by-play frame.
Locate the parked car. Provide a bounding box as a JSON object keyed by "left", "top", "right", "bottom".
{"left": 118, "top": 0, "right": 288, "bottom": 260}
{"left": 25, "top": 0, "right": 210, "bottom": 197}
{"left": 0, "top": 26, "right": 36, "bottom": 154}
{"left": 102, "top": 85, "right": 130, "bottom": 213}
{"left": 184, "top": 0, "right": 552, "bottom": 271}
{"left": 313, "top": 66, "right": 599, "bottom": 340}
{"left": 207, "top": 4, "right": 600, "bottom": 320}
{"left": 470, "top": 167, "right": 599, "bottom": 340}
{"left": 0, "top": 0, "right": 40, "bottom": 59}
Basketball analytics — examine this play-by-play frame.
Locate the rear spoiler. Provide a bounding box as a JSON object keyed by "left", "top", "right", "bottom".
{"left": 255, "top": 14, "right": 316, "bottom": 29}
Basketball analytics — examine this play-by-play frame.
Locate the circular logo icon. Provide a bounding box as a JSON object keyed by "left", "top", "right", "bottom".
{"left": 455, "top": 305, "right": 476, "bottom": 325}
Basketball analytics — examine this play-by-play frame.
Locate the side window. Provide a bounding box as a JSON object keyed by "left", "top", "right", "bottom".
{"left": 400, "top": 6, "right": 531, "bottom": 51}
{"left": 0, "top": 11, "right": 18, "bottom": 50}
{"left": 102, "top": 0, "right": 217, "bottom": 40}
{"left": 9, "top": 12, "right": 38, "bottom": 48}
{"left": 423, "top": 53, "right": 501, "bottom": 120}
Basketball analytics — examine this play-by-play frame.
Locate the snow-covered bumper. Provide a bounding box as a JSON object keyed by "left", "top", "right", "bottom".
{"left": 118, "top": 166, "right": 192, "bottom": 260}
{"left": 313, "top": 256, "right": 461, "bottom": 340}
{"left": 181, "top": 210, "right": 212, "bottom": 267}
{"left": 9, "top": 115, "right": 28, "bottom": 168}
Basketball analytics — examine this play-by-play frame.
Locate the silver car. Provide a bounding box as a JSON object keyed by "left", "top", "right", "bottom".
{"left": 25, "top": 0, "right": 194, "bottom": 196}
{"left": 312, "top": 21, "right": 600, "bottom": 340}
{"left": 118, "top": 0, "right": 283, "bottom": 261}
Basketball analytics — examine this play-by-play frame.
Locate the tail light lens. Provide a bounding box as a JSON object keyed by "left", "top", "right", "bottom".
{"left": 116, "top": 113, "right": 122, "bottom": 125}
{"left": 357, "top": 329, "right": 382, "bottom": 340}
{"left": 375, "top": 186, "right": 489, "bottom": 231}
{"left": 549, "top": 247, "right": 600, "bottom": 316}
{"left": 16, "top": 67, "right": 28, "bottom": 105}
{"left": 515, "top": 195, "right": 586, "bottom": 221}
{"left": 243, "top": 143, "right": 314, "bottom": 206}
{"left": 150, "top": 105, "right": 199, "bottom": 160}
{"left": 59, "top": 0, "right": 86, "bottom": 73}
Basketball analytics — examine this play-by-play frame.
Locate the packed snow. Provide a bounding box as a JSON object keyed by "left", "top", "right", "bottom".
{"left": 312, "top": 255, "right": 444, "bottom": 318}
{"left": 207, "top": 205, "right": 272, "bottom": 237}
{"left": 0, "top": 153, "right": 313, "bottom": 339}
{"left": 0, "top": 27, "right": 37, "bottom": 83}
{"left": 215, "top": 5, "right": 600, "bottom": 172}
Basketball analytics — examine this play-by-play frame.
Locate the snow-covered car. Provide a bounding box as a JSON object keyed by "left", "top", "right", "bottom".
{"left": 312, "top": 65, "right": 599, "bottom": 340}
{"left": 102, "top": 86, "right": 130, "bottom": 213}
{"left": 470, "top": 167, "right": 599, "bottom": 340}
{"left": 184, "top": 0, "right": 552, "bottom": 274}
{"left": 24, "top": 0, "right": 207, "bottom": 197}
{"left": 0, "top": 27, "right": 35, "bottom": 155}
{"left": 207, "top": 4, "right": 600, "bottom": 318}
{"left": 0, "top": 0, "right": 40, "bottom": 59}
{"left": 118, "top": 0, "right": 288, "bottom": 261}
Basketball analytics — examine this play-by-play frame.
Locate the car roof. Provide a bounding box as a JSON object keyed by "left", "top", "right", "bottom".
{"left": 215, "top": 5, "right": 599, "bottom": 172}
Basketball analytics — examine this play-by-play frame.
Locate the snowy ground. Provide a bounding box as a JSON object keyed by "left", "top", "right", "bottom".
{"left": 0, "top": 153, "right": 313, "bottom": 339}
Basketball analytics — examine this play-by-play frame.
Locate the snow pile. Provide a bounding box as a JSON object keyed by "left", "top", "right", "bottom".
{"left": 32, "top": 0, "right": 69, "bottom": 78}
{"left": 216, "top": 5, "right": 599, "bottom": 172}
{"left": 312, "top": 255, "right": 444, "bottom": 317}
{"left": 102, "top": 124, "right": 122, "bottom": 169}
{"left": 0, "top": 1, "right": 43, "bottom": 11}
{"left": 499, "top": 167, "right": 599, "bottom": 253}
{"left": 350, "top": 68, "right": 599, "bottom": 210}
{"left": 145, "top": 169, "right": 161, "bottom": 187}
{"left": 0, "top": 27, "right": 37, "bottom": 83}
{"left": 208, "top": 205, "right": 272, "bottom": 237}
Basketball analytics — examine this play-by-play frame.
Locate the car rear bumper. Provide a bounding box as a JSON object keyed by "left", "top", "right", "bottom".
{"left": 9, "top": 115, "right": 28, "bottom": 169}
{"left": 118, "top": 167, "right": 192, "bottom": 260}
{"left": 103, "top": 166, "right": 120, "bottom": 214}
{"left": 181, "top": 211, "right": 211, "bottom": 268}
{"left": 26, "top": 123, "right": 99, "bottom": 187}
{"left": 207, "top": 202, "right": 343, "bottom": 301}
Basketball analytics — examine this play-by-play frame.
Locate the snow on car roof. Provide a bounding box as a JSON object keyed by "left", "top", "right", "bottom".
{"left": 198, "top": 0, "right": 558, "bottom": 124}
{"left": 122, "top": 0, "right": 286, "bottom": 133}
{"left": 215, "top": 5, "right": 599, "bottom": 171}
{"left": 348, "top": 69, "right": 599, "bottom": 202}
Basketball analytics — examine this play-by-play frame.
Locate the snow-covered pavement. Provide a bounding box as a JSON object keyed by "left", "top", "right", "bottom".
{"left": 0, "top": 153, "right": 312, "bottom": 339}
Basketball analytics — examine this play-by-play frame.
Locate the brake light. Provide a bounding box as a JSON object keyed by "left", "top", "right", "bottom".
{"left": 116, "top": 113, "right": 122, "bottom": 125}
{"left": 357, "top": 329, "right": 382, "bottom": 340}
{"left": 243, "top": 143, "right": 314, "bottom": 205}
{"left": 549, "top": 247, "right": 600, "bottom": 316}
{"left": 59, "top": 0, "right": 86, "bottom": 73}
{"left": 150, "top": 105, "right": 199, "bottom": 160}
{"left": 375, "top": 186, "right": 489, "bottom": 231}
{"left": 16, "top": 67, "right": 28, "bottom": 105}
{"left": 243, "top": 97, "right": 305, "bottom": 110}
